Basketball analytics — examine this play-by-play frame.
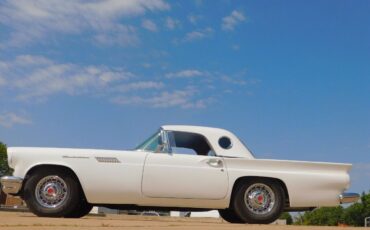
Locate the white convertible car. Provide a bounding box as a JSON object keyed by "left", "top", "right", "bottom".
{"left": 1, "top": 125, "right": 359, "bottom": 223}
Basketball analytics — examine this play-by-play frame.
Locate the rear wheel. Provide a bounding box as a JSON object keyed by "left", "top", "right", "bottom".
{"left": 218, "top": 208, "right": 244, "bottom": 223}
{"left": 23, "top": 168, "right": 80, "bottom": 217}
{"left": 232, "top": 179, "right": 285, "bottom": 224}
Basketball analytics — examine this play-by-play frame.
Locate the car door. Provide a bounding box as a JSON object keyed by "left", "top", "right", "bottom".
{"left": 141, "top": 131, "right": 229, "bottom": 200}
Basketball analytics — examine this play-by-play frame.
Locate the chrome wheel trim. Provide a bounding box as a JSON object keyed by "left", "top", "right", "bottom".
{"left": 244, "top": 183, "right": 275, "bottom": 215}
{"left": 35, "top": 175, "right": 68, "bottom": 209}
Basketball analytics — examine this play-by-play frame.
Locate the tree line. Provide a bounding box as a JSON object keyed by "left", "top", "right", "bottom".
{"left": 0, "top": 142, "right": 12, "bottom": 176}
{"left": 292, "top": 192, "right": 370, "bottom": 227}
{"left": 279, "top": 192, "right": 370, "bottom": 226}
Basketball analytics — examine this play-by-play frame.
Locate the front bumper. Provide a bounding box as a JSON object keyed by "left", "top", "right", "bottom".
{"left": 0, "top": 176, "right": 23, "bottom": 195}
{"left": 339, "top": 193, "right": 360, "bottom": 204}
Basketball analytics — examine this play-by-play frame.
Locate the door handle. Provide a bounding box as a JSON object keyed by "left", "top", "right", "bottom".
{"left": 206, "top": 159, "right": 223, "bottom": 168}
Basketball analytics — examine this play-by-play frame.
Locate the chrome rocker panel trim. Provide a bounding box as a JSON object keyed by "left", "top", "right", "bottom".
{"left": 339, "top": 192, "right": 360, "bottom": 204}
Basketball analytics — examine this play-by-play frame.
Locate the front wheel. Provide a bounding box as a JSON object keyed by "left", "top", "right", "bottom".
{"left": 23, "top": 168, "right": 81, "bottom": 217}
{"left": 65, "top": 200, "right": 93, "bottom": 218}
{"left": 232, "top": 179, "right": 285, "bottom": 224}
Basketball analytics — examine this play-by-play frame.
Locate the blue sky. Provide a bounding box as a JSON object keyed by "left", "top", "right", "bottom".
{"left": 0, "top": 0, "right": 369, "bottom": 192}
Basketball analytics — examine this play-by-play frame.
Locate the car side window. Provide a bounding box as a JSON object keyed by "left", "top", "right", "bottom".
{"left": 219, "top": 136, "right": 232, "bottom": 149}
{"left": 167, "top": 131, "right": 215, "bottom": 156}
{"left": 171, "top": 147, "right": 197, "bottom": 155}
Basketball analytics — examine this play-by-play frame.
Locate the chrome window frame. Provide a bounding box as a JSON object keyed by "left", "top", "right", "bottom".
{"left": 164, "top": 130, "right": 218, "bottom": 157}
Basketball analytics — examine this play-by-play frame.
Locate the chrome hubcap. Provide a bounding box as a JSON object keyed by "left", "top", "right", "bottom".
{"left": 35, "top": 176, "right": 68, "bottom": 208}
{"left": 244, "top": 183, "right": 275, "bottom": 215}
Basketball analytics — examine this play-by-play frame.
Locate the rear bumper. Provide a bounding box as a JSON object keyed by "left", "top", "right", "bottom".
{"left": 339, "top": 193, "right": 360, "bottom": 204}
{"left": 0, "top": 176, "right": 23, "bottom": 195}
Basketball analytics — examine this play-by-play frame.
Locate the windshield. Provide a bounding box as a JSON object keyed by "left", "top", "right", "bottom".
{"left": 135, "top": 131, "right": 162, "bottom": 152}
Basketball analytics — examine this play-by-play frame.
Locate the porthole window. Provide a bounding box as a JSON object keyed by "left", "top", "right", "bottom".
{"left": 219, "top": 137, "right": 232, "bottom": 149}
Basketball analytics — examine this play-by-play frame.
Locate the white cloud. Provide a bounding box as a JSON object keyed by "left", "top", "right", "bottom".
{"left": 165, "top": 69, "right": 255, "bottom": 88}
{"left": 0, "top": 112, "right": 32, "bottom": 128}
{"left": 183, "top": 27, "right": 213, "bottom": 42}
{"left": 182, "top": 98, "right": 209, "bottom": 109}
{"left": 188, "top": 14, "right": 202, "bottom": 25}
{"left": 141, "top": 19, "right": 158, "bottom": 32}
{"left": 112, "top": 88, "right": 209, "bottom": 108}
{"left": 221, "top": 10, "right": 246, "bottom": 31}
{"left": 165, "top": 17, "right": 180, "bottom": 30}
{"left": 93, "top": 25, "right": 138, "bottom": 46}
{"left": 115, "top": 81, "right": 164, "bottom": 92}
{"left": 0, "top": 55, "right": 222, "bottom": 109}
{"left": 221, "top": 75, "right": 247, "bottom": 85}
{"left": 14, "top": 55, "right": 53, "bottom": 66}
{"left": 0, "top": 0, "right": 169, "bottom": 47}
{"left": 0, "top": 55, "right": 254, "bottom": 109}
{"left": 166, "top": 69, "right": 205, "bottom": 78}
{"left": 0, "top": 55, "right": 134, "bottom": 101}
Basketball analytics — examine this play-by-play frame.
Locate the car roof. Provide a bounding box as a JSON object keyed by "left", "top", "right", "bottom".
{"left": 161, "top": 125, "right": 230, "bottom": 134}
{"left": 160, "top": 125, "right": 254, "bottom": 159}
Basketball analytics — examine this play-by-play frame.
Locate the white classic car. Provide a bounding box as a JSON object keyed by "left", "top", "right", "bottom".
{"left": 0, "top": 125, "right": 359, "bottom": 223}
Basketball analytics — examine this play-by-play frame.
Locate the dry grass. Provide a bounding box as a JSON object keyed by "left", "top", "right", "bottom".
{"left": 0, "top": 211, "right": 366, "bottom": 230}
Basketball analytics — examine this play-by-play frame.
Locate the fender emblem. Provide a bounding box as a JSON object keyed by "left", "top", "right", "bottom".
{"left": 95, "top": 157, "right": 121, "bottom": 163}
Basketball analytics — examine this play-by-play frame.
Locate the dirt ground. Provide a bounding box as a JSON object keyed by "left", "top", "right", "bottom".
{"left": 0, "top": 211, "right": 366, "bottom": 230}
